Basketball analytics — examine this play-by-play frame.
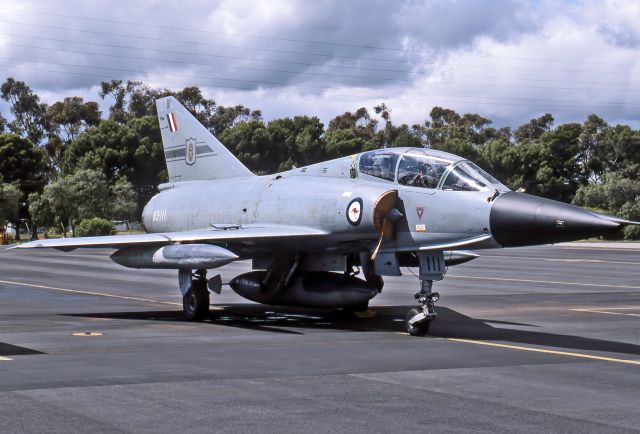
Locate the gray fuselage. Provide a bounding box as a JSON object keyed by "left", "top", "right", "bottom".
{"left": 142, "top": 150, "right": 501, "bottom": 255}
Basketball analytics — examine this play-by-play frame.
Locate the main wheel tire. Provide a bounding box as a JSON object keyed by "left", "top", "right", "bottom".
{"left": 405, "top": 308, "right": 430, "bottom": 336}
{"left": 183, "top": 280, "right": 210, "bottom": 321}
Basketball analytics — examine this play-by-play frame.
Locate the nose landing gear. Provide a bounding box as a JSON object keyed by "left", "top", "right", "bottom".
{"left": 405, "top": 280, "right": 439, "bottom": 336}
{"left": 404, "top": 251, "right": 445, "bottom": 336}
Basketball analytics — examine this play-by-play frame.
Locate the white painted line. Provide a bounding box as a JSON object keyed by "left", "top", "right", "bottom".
{"left": 571, "top": 308, "right": 640, "bottom": 317}
{"left": 448, "top": 275, "right": 640, "bottom": 290}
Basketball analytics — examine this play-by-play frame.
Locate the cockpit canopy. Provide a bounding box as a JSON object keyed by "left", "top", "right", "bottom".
{"left": 357, "top": 148, "right": 507, "bottom": 192}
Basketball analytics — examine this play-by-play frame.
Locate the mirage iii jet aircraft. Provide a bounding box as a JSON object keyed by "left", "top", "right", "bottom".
{"left": 16, "top": 97, "right": 640, "bottom": 335}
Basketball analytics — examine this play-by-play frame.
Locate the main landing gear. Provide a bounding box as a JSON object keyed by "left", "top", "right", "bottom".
{"left": 405, "top": 280, "right": 439, "bottom": 336}
{"left": 404, "top": 251, "right": 445, "bottom": 336}
{"left": 179, "top": 269, "right": 210, "bottom": 321}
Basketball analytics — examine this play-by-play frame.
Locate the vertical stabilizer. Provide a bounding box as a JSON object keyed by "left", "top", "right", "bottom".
{"left": 156, "top": 96, "right": 254, "bottom": 182}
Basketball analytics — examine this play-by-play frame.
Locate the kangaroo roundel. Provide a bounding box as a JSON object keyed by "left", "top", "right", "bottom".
{"left": 347, "top": 198, "right": 363, "bottom": 226}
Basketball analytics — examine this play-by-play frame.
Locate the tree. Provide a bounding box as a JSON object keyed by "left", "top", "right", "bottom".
{"left": 325, "top": 108, "right": 380, "bottom": 158}
{"left": 513, "top": 113, "right": 554, "bottom": 144}
{"left": 265, "top": 116, "right": 326, "bottom": 171}
{"left": 578, "top": 114, "right": 609, "bottom": 182}
{"left": 536, "top": 123, "right": 584, "bottom": 202}
{"left": 289, "top": 116, "right": 326, "bottom": 166}
{"left": 76, "top": 218, "right": 116, "bottom": 237}
{"left": 423, "top": 107, "right": 504, "bottom": 160}
{"left": 374, "top": 103, "right": 395, "bottom": 147}
{"left": 0, "top": 177, "right": 20, "bottom": 230}
{"left": 0, "top": 112, "right": 6, "bottom": 132}
{"left": 99, "top": 79, "right": 128, "bottom": 124}
{"left": 29, "top": 169, "right": 137, "bottom": 237}
{"left": 598, "top": 125, "right": 640, "bottom": 177}
{"left": 391, "top": 124, "right": 425, "bottom": 148}
{"left": 210, "top": 104, "right": 262, "bottom": 136}
{"left": 0, "top": 133, "right": 48, "bottom": 195}
{"left": 27, "top": 191, "right": 55, "bottom": 237}
{"left": 46, "top": 97, "right": 101, "bottom": 143}
{"left": 62, "top": 116, "right": 166, "bottom": 213}
{"left": 220, "top": 120, "right": 272, "bottom": 173}
{"left": 476, "top": 138, "right": 520, "bottom": 189}
{"left": 573, "top": 174, "right": 640, "bottom": 212}
{"left": 0, "top": 78, "right": 48, "bottom": 144}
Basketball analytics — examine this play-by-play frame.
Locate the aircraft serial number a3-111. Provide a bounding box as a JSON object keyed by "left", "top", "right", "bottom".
{"left": 16, "top": 97, "right": 640, "bottom": 335}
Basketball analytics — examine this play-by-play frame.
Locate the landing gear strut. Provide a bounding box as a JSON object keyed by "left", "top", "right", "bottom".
{"left": 179, "top": 269, "right": 209, "bottom": 321}
{"left": 405, "top": 280, "right": 439, "bottom": 336}
{"left": 404, "top": 251, "right": 445, "bottom": 336}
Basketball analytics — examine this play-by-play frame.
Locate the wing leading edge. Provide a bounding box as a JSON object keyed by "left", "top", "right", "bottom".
{"left": 12, "top": 224, "right": 329, "bottom": 251}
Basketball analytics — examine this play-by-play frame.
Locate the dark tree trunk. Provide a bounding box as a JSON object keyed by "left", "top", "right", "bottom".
{"left": 30, "top": 219, "right": 38, "bottom": 240}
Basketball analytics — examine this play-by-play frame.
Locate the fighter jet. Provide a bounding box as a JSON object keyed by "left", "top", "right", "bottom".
{"left": 15, "top": 97, "right": 640, "bottom": 335}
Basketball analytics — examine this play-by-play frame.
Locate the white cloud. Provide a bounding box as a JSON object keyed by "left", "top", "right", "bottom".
{"left": 0, "top": 0, "right": 638, "bottom": 129}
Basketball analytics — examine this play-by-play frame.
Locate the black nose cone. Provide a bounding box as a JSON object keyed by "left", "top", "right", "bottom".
{"left": 490, "top": 192, "right": 622, "bottom": 247}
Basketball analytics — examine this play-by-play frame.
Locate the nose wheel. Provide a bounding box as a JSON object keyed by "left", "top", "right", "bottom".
{"left": 405, "top": 280, "right": 439, "bottom": 336}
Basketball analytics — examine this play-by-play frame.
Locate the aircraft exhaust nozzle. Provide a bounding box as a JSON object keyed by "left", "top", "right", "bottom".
{"left": 489, "top": 192, "right": 625, "bottom": 247}
{"left": 110, "top": 244, "right": 238, "bottom": 269}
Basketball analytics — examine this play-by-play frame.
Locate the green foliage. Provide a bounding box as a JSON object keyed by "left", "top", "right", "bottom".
{"left": 0, "top": 133, "right": 48, "bottom": 195}
{"left": 220, "top": 120, "right": 271, "bottom": 173}
{"left": 62, "top": 116, "right": 166, "bottom": 213}
{"left": 29, "top": 169, "right": 137, "bottom": 236}
{"left": 325, "top": 108, "right": 380, "bottom": 158}
{"left": 46, "top": 96, "right": 101, "bottom": 143}
{"left": 1, "top": 78, "right": 47, "bottom": 144}
{"left": 619, "top": 198, "right": 640, "bottom": 239}
{"left": 0, "top": 177, "right": 20, "bottom": 225}
{"left": 573, "top": 174, "right": 640, "bottom": 211}
{"left": 76, "top": 218, "right": 116, "bottom": 237}
{"left": 573, "top": 175, "right": 640, "bottom": 240}
{"left": 218, "top": 116, "right": 326, "bottom": 174}
{"left": 513, "top": 113, "right": 554, "bottom": 143}
{"left": 28, "top": 191, "right": 54, "bottom": 231}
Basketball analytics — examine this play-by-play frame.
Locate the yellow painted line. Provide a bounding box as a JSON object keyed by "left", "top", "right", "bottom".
{"left": 447, "top": 338, "right": 640, "bottom": 366}
{"left": 0, "top": 356, "right": 12, "bottom": 361}
{"left": 571, "top": 308, "right": 640, "bottom": 317}
{"left": 0, "top": 279, "right": 181, "bottom": 306}
{"left": 448, "top": 275, "right": 640, "bottom": 290}
{"left": 72, "top": 332, "right": 104, "bottom": 336}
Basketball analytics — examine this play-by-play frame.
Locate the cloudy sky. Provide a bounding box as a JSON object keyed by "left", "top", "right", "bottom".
{"left": 0, "top": 0, "right": 639, "bottom": 129}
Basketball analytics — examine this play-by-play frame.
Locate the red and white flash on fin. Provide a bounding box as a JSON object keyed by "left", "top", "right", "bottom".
{"left": 167, "top": 112, "right": 178, "bottom": 132}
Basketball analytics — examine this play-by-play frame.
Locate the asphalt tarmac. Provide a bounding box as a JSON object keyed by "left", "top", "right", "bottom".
{"left": 1, "top": 244, "right": 639, "bottom": 433}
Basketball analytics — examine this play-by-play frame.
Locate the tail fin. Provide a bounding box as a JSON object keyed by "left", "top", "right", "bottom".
{"left": 156, "top": 96, "right": 254, "bottom": 182}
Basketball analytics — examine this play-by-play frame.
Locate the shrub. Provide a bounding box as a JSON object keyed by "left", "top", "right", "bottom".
{"left": 76, "top": 218, "right": 116, "bottom": 237}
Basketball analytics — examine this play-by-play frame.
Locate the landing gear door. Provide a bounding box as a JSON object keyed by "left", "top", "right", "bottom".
{"left": 373, "top": 252, "right": 402, "bottom": 276}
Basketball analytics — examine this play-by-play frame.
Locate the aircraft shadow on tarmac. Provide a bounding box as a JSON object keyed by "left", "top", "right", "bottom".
{"left": 66, "top": 305, "right": 640, "bottom": 356}
{"left": 0, "top": 342, "right": 44, "bottom": 356}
